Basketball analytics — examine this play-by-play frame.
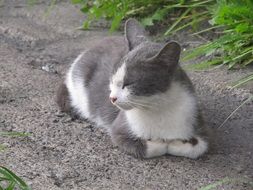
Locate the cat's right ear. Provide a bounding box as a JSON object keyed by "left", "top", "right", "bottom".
{"left": 125, "top": 18, "right": 148, "bottom": 51}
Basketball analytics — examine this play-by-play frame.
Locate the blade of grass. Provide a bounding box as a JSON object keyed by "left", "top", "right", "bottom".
{"left": 0, "top": 176, "right": 10, "bottom": 181}
{"left": 231, "top": 74, "right": 253, "bottom": 89}
{"left": 199, "top": 177, "right": 231, "bottom": 190}
{"left": 219, "top": 94, "right": 253, "bottom": 128}
{"left": 168, "top": 15, "right": 208, "bottom": 36}
{"left": 43, "top": 0, "right": 57, "bottom": 18}
{"left": 231, "top": 50, "right": 253, "bottom": 62}
{"left": 0, "top": 132, "right": 30, "bottom": 137}
{"left": 199, "top": 177, "right": 253, "bottom": 190}
{"left": 182, "top": 42, "right": 217, "bottom": 61}
{"left": 6, "top": 181, "right": 15, "bottom": 190}
{"left": 243, "top": 57, "right": 253, "bottom": 66}
{"left": 27, "top": 0, "right": 37, "bottom": 6}
{"left": 165, "top": 0, "right": 214, "bottom": 9}
{"left": 0, "top": 166, "right": 30, "bottom": 190}
{"left": 183, "top": 59, "right": 222, "bottom": 71}
{"left": 183, "top": 33, "right": 243, "bottom": 61}
{"left": 0, "top": 144, "right": 6, "bottom": 151}
{"left": 191, "top": 25, "right": 224, "bottom": 36}
{"left": 165, "top": 8, "right": 192, "bottom": 35}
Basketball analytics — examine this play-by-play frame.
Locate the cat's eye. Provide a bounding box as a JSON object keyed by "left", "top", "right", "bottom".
{"left": 122, "top": 82, "right": 134, "bottom": 89}
{"left": 116, "top": 81, "right": 123, "bottom": 88}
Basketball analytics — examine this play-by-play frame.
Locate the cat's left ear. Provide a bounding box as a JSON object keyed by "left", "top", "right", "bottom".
{"left": 125, "top": 18, "right": 148, "bottom": 51}
{"left": 152, "top": 41, "right": 181, "bottom": 66}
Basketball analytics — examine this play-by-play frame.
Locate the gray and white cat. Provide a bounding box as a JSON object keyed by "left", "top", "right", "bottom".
{"left": 56, "top": 18, "right": 208, "bottom": 159}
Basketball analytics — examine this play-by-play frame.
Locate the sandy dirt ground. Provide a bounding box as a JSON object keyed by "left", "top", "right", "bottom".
{"left": 0, "top": 1, "right": 252, "bottom": 190}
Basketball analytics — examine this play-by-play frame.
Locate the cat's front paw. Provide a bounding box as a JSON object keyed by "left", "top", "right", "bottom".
{"left": 144, "top": 140, "right": 168, "bottom": 158}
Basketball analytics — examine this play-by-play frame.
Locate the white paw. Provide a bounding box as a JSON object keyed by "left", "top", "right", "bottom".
{"left": 145, "top": 140, "right": 168, "bottom": 158}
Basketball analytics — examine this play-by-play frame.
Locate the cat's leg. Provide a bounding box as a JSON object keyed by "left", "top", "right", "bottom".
{"left": 167, "top": 137, "right": 208, "bottom": 159}
{"left": 56, "top": 82, "right": 79, "bottom": 119}
{"left": 110, "top": 125, "right": 167, "bottom": 158}
{"left": 56, "top": 82, "right": 71, "bottom": 113}
{"left": 145, "top": 140, "right": 168, "bottom": 158}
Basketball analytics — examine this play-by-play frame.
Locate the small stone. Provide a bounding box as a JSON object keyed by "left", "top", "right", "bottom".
{"left": 41, "top": 64, "right": 57, "bottom": 73}
{"left": 53, "top": 119, "right": 59, "bottom": 123}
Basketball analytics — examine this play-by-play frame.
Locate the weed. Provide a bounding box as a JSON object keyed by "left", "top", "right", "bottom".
{"left": 71, "top": 0, "right": 215, "bottom": 32}
{"left": 0, "top": 166, "right": 30, "bottom": 190}
{"left": 0, "top": 132, "right": 31, "bottom": 189}
{"left": 72, "top": 0, "right": 253, "bottom": 86}
{"left": 219, "top": 94, "right": 253, "bottom": 128}
{"left": 199, "top": 177, "right": 253, "bottom": 190}
{"left": 0, "top": 132, "right": 30, "bottom": 137}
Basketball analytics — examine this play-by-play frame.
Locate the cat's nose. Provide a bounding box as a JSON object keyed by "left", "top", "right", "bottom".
{"left": 110, "top": 97, "right": 117, "bottom": 103}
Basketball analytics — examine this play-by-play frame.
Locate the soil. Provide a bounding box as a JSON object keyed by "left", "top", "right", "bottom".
{"left": 0, "top": 1, "right": 252, "bottom": 190}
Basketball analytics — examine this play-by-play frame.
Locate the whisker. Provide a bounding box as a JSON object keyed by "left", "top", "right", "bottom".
{"left": 133, "top": 99, "right": 158, "bottom": 106}
{"left": 127, "top": 99, "right": 152, "bottom": 109}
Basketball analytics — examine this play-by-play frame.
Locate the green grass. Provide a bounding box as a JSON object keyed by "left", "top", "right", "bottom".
{"left": 183, "top": 0, "right": 253, "bottom": 87}
{"left": 72, "top": 0, "right": 253, "bottom": 87}
{"left": 71, "top": 0, "right": 215, "bottom": 32}
{"left": 0, "top": 131, "right": 30, "bottom": 150}
{"left": 0, "top": 132, "right": 30, "bottom": 137}
{"left": 199, "top": 177, "right": 253, "bottom": 190}
{"left": 0, "top": 166, "right": 30, "bottom": 190}
{"left": 219, "top": 94, "right": 253, "bottom": 128}
{"left": 0, "top": 144, "right": 6, "bottom": 152}
{"left": 230, "top": 74, "right": 253, "bottom": 89}
{"left": 0, "top": 132, "right": 31, "bottom": 189}
{"left": 184, "top": 0, "right": 253, "bottom": 66}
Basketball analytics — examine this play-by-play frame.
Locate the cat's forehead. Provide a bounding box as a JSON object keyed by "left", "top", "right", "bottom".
{"left": 111, "top": 63, "right": 126, "bottom": 84}
{"left": 125, "top": 42, "right": 162, "bottom": 64}
{"left": 111, "top": 42, "right": 163, "bottom": 82}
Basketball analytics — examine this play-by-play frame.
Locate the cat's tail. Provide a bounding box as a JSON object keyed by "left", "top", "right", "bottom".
{"left": 167, "top": 137, "right": 208, "bottom": 159}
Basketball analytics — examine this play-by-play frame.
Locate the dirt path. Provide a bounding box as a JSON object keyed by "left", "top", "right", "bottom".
{"left": 0, "top": 1, "right": 252, "bottom": 190}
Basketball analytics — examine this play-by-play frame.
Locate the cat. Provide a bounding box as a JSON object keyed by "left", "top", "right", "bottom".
{"left": 56, "top": 18, "right": 208, "bottom": 159}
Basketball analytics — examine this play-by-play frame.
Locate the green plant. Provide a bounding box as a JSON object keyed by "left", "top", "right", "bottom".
{"left": 183, "top": 0, "right": 253, "bottom": 85}
{"left": 0, "top": 166, "right": 30, "bottom": 190}
{"left": 0, "top": 132, "right": 30, "bottom": 137}
{"left": 72, "top": 0, "right": 253, "bottom": 87}
{"left": 0, "top": 131, "right": 30, "bottom": 151}
{"left": 219, "top": 94, "right": 253, "bottom": 128}
{"left": 199, "top": 177, "right": 253, "bottom": 190}
{"left": 71, "top": 0, "right": 215, "bottom": 32}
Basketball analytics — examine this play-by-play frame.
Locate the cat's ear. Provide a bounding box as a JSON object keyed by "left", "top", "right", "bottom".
{"left": 125, "top": 18, "right": 148, "bottom": 51}
{"left": 153, "top": 41, "right": 181, "bottom": 66}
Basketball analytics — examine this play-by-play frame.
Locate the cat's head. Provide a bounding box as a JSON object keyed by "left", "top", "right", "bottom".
{"left": 109, "top": 18, "right": 181, "bottom": 110}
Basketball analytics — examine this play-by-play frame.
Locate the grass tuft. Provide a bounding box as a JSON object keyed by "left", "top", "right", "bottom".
{"left": 0, "top": 166, "right": 30, "bottom": 190}
{"left": 219, "top": 94, "right": 253, "bottom": 128}
{"left": 0, "top": 132, "right": 30, "bottom": 137}
{"left": 199, "top": 177, "right": 253, "bottom": 190}
{"left": 72, "top": 0, "right": 253, "bottom": 87}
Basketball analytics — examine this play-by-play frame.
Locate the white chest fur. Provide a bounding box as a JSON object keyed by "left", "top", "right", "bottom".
{"left": 125, "top": 84, "right": 197, "bottom": 140}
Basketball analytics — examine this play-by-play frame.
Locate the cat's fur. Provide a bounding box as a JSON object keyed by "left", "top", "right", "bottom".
{"left": 56, "top": 19, "right": 208, "bottom": 159}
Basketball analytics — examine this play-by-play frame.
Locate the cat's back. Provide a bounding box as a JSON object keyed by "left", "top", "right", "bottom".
{"left": 66, "top": 36, "right": 128, "bottom": 124}
{"left": 73, "top": 36, "right": 127, "bottom": 84}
